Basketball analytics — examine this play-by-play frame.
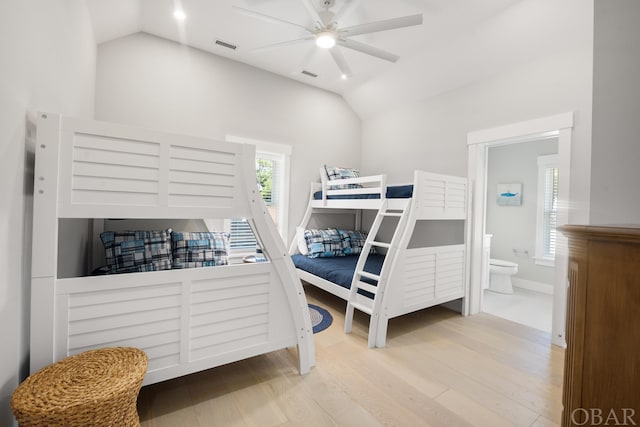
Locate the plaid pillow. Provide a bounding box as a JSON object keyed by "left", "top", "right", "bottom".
{"left": 171, "top": 231, "right": 230, "bottom": 268}
{"left": 324, "top": 165, "right": 362, "bottom": 189}
{"left": 338, "top": 229, "right": 375, "bottom": 256}
{"left": 304, "top": 228, "right": 346, "bottom": 258}
{"left": 100, "top": 229, "right": 173, "bottom": 274}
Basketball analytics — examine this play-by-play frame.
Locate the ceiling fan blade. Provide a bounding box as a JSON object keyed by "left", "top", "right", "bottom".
{"left": 331, "top": 0, "right": 362, "bottom": 25}
{"left": 329, "top": 47, "right": 353, "bottom": 78}
{"left": 300, "top": 0, "right": 324, "bottom": 28}
{"left": 233, "top": 6, "right": 312, "bottom": 32}
{"left": 252, "top": 36, "right": 315, "bottom": 52}
{"left": 337, "top": 39, "right": 399, "bottom": 62}
{"left": 340, "top": 13, "right": 423, "bottom": 38}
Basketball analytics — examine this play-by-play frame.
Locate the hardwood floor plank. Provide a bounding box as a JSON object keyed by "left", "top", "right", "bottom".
{"left": 247, "top": 352, "right": 339, "bottom": 427}
{"left": 381, "top": 334, "right": 543, "bottom": 426}
{"left": 435, "top": 389, "right": 520, "bottom": 427}
{"left": 432, "top": 316, "right": 564, "bottom": 386}
{"left": 406, "top": 328, "right": 560, "bottom": 421}
{"left": 320, "top": 341, "right": 472, "bottom": 427}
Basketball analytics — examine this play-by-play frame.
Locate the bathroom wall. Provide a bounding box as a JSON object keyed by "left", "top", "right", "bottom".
{"left": 486, "top": 138, "right": 558, "bottom": 288}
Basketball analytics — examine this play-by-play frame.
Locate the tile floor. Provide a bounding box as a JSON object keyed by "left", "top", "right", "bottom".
{"left": 482, "top": 287, "right": 553, "bottom": 332}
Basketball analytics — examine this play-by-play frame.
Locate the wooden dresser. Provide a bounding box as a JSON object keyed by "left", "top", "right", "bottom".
{"left": 559, "top": 225, "right": 640, "bottom": 426}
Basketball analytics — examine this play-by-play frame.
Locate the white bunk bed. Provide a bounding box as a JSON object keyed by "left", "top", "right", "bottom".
{"left": 289, "top": 169, "right": 470, "bottom": 348}
{"left": 30, "top": 113, "right": 315, "bottom": 385}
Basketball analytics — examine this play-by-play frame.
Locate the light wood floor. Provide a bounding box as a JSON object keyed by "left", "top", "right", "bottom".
{"left": 138, "top": 285, "right": 565, "bottom": 427}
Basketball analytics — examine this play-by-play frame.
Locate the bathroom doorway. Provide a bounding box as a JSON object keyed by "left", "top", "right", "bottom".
{"left": 482, "top": 139, "right": 558, "bottom": 332}
{"left": 467, "top": 113, "right": 573, "bottom": 347}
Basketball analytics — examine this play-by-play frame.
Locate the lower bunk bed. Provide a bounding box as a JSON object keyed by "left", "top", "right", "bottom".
{"left": 291, "top": 254, "right": 384, "bottom": 300}
{"left": 290, "top": 168, "right": 470, "bottom": 348}
{"left": 30, "top": 113, "right": 315, "bottom": 385}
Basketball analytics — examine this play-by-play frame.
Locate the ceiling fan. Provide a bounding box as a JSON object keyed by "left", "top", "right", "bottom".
{"left": 233, "top": 0, "right": 423, "bottom": 79}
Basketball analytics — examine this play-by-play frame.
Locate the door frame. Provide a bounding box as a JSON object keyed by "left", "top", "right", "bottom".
{"left": 467, "top": 112, "right": 573, "bottom": 347}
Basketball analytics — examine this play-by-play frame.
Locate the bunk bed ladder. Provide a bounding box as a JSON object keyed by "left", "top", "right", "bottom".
{"left": 344, "top": 200, "right": 409, "bottom": 348}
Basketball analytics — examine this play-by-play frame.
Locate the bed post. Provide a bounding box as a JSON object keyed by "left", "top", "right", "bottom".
{"left": 463, "top": 180, "right": 473, "bottom": 316}
{"left": 30, "top": 112, "right": 62, "bottom": 373}
{"left": 240, "top": 144, "right": 315, "bottom": 374}
{"left": 319, "top": 167, "right": 328, "bottom": 206}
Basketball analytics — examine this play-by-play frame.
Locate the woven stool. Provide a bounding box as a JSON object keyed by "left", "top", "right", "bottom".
{"left": 11, "top": 347, "right": 147, "bottom": 427}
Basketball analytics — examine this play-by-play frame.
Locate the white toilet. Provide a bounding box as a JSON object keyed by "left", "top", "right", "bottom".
{"left": 489, "top": 258, "right": 519, "bottom": 294}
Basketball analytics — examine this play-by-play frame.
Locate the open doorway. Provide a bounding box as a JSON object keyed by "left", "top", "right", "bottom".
{"left": 467, "top": 113, "right": 573, "bottom": 347}
{"left": 482, "top": 138, "right": 558, "bottom": 332}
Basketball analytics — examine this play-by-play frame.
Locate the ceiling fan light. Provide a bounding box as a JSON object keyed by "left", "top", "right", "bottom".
{"left": 315, "top": 32, "right": 336, "bottom": 49}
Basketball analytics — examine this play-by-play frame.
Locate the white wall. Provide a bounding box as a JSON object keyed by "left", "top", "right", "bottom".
{"left": 486, "top": 139, "right": 558, "bottom": 285}
{"left": 95, "top": 33, "right": 361, "bottom": 242}
{"left": 590, "top": 0, "right": 640, "bottom": 224}
{"left": 0, "top": 1, "right": 96, "bottom": 424}
{"left": 360, "top": 45, "right": 593, "bottom": 225}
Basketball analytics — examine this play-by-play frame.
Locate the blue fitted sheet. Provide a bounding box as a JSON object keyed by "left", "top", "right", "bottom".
{"left": 291, "top": 254, "right": 384, "bottom": 298}
{"left": 313, "top": 184, "right": 413, "bottom": 200}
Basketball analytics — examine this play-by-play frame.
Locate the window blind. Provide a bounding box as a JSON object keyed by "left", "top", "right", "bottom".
{"left": 542, "top": 166, "right": 559, "bottom": 257}
{"left": 229, "top": 219, "right": 257, "bottom": 250}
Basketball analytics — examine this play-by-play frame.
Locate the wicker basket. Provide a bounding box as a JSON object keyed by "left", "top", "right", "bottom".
{"left": 11, "top": 347, "right": 148, "bottom": 427}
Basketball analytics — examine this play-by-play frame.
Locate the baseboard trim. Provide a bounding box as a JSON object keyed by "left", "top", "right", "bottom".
{"left": 512, "top": 277, "right": 553, "bottom": 295}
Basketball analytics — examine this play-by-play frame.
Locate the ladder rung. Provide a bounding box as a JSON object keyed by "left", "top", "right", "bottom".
{"left": 371, "top": 241, "right": 391, "bottom": 249}
{"left": 355, "top": 281, "right": 377, "bottom": 295}
{"left": 358, "top": 271, "right": 380, "bottom": 282}
{"left": 381, "top": 212, "right": 403, "bottom": 217}
{"left": 349, "top": 301, "right": 373, "bottom": 315}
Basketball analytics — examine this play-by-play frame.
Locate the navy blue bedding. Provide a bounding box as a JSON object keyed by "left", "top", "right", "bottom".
{"left": 313, "top": 184, "right": 413, "bottom": 200}
{"left": 291, "top": 254, "right": 385, "bottom": 298}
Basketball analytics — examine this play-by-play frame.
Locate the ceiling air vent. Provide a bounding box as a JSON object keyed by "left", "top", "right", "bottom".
{"left": 215, "top": 39, "right": 237, "bottom": 50}
{"left": 301, "top": 70, "right": 318, "bottom": 78}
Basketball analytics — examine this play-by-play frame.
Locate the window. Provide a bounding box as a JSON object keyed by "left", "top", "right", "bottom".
{"left": 225, "top": 136, "right": 291, "bottom": 253}
{"left": 535, "top": 154, "right": 559, "bottom": 266}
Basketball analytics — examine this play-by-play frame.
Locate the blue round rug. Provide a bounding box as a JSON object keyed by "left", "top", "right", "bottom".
{"left": 308, "top": 304, "right": 333, "bottom": 333}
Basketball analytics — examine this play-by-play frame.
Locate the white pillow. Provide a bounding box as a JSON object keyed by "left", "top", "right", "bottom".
{"left": 296, "top": 226, "right": 309, "bottom": 255}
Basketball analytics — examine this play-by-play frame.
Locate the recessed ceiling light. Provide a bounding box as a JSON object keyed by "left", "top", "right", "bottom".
{"left": 173, "top": 10, "right": 186, "bottom": 20}
{"left": 341, "top": 74, "right": 349, "bottom": 80}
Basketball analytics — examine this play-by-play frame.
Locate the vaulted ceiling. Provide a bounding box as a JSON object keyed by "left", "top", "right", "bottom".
{"left": 86, "top": 0, "right": 591, "bottom": 118}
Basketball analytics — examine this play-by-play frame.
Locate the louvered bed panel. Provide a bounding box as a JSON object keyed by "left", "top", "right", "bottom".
{"left": 168, "top": 144, "right": 236, "bottom": 208}
{"left": 56, "top": 276, "right": 183, "bottom": 376}
{"left": 69, "top": 133, "right": 162, "bottom": 206}
{"left": 53, "top": 264, "right": 297, "bottom": 385}
{"left": 56, "top": 117, "right": 249, "bottom": 220}
{"left": 387, "top": 245, "right": 466, "bottom": 318}
{"left": 189, "top": 272, "right": 271, "bottom": 361}
{"left": 414, "top": 171, "right": 467, "bottom": 220}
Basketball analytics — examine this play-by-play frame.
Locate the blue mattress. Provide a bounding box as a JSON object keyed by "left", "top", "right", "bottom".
{"left": 291, "top": 254, "right": 385, "bottom": 298}
{"left": 313, "top": 184, "right": 413, "bottom": 200}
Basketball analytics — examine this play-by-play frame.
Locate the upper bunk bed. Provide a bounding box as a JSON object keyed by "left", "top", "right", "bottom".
{"left": 290, "top": 167, "right": 470, "bottom": 348}
{"left": 30, "top": 113, "right": 314, "bottom": 385}
{"left": 307, "top": 167, "right": 414, "bottom": 211}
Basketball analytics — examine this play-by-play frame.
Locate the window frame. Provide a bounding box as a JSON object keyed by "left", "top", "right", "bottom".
{"left": 225, "top": 135, "right": 291, "bottom": 255}
{"left": 534, "top": 154, "right": 559, "bottom": 267}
